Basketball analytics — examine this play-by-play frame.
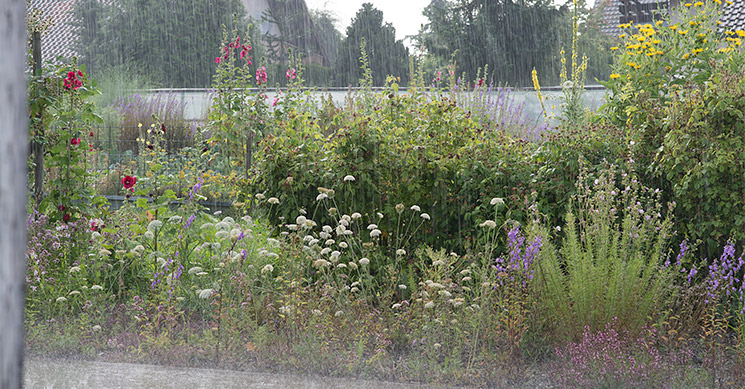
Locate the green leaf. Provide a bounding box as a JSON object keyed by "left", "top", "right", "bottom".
{"left": 136, "top": 198, "right": 149, "bottom": 209}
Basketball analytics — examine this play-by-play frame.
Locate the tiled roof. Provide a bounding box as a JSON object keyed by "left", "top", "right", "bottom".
{"left": 599, "top": 0, "right": 672, "bottom": 36}
{"left": 720, "top": 0, "right": 745, "bottom": 32}
{"left": 599, "top": 0, "right": 745, "bottom": 36}
{"left": 27, "top": 0, "right": 78, "bottom": 63}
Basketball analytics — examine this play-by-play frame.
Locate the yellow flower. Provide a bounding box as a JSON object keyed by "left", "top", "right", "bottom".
{"left": 682, "top": 53, "right": 690, "bottom": 59}
{"left": 670, "top": 25, "right": 679, "bottom": 31}
{"left": 689, "top": 21, "right": 698, "bottom": 26}
{"left": 684, "top": 2, "right": 692, "bottom": 7}
{"left": 610, "top": 73, "right": 621, "bottom": 79}
{"left": 694, "top": 1, "right": 703, "bottom": 6}
{"left": 610, "top": 46, "right": 618, "bottom": 51}
{"left": 737, "top": 30, "right": 745, "bottom": 38}
{"left": 656, "top": 20, "right": 664, "bottom": 26}
{"left": 620, "top": 34, "right": 627, "bottom": 38}
{"left": 678, "top": 29, "right": 688, "bottom": 35}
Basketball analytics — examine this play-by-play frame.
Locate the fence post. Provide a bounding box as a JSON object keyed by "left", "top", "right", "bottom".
{"left": 1, "top": 0, "right": 29, "bottom": 387}
{"left": 32, "top": 31, "right": 44, "bottom": 207}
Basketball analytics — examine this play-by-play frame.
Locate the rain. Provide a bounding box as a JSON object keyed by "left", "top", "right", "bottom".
{"left": 4, "top": 0, "right": 745, "bottom": 387}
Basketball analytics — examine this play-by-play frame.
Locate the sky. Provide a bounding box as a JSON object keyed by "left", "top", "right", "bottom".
{"left": 304, "top": 0, "right": 430, "bottom": 46}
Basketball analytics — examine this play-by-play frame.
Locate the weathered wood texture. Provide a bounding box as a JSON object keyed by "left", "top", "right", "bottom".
{"left": 0, "top": 0, "right": 28, "bottom": 388}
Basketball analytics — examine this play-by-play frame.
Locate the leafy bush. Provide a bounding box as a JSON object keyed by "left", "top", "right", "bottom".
{"left": 651, "top": 68, "right": 745, "bottom": 258}
{"left": 252, "top": 88, "right": 543, "bottom": 252}
{"left": 599, "top": 1, "right": 745, "bottom": 259}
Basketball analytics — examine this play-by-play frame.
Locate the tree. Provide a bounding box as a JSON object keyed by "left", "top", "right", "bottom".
{"left": 334, "top": 3, "right": 410, "bottom": 87}
{"left": 311, "top": 9, "right": 342, "bottom": 64}
{"left": 73, "top": 0, "right": 247, "bottom": 88}
{"left": 1, "top": 0, "right": 28, "bottom": 387}
{"left": 419, "top": 0, "right": 570, "bottom": 86}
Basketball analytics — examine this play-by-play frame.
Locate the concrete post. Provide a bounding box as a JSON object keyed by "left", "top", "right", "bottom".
{"left": 0, "top": 0, "right": 28, "bottom": 388}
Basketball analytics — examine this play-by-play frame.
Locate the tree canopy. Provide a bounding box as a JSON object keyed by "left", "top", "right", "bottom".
{"left": 418, "top": 0, "right": 570, "bottom": 86}
{"left": 334, "top": 3, "right": 410, "bottom": 87}
{"left": 73, "top": 0, "right": 247, "bottom": 88}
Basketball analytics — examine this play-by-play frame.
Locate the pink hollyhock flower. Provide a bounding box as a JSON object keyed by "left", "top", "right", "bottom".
{"left": 215, "top": 57, "right": 222, "bottom": 64}
{"left": 256, "top": 66, "right": 267, "bottom": 85}
{"left": 70, "top": 137, "right": 81, "bottom": 145}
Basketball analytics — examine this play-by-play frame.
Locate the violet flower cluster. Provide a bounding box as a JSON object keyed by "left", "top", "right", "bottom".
{"left": 703, "top": 242, "right": 745, "bottom": 311}
{"left": 494, "top": 226, "right": 542, "bottom": 288}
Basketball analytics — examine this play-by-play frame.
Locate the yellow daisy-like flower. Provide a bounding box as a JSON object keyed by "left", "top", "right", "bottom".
{"left": 678, "top": 29, "right": 688, "bottom": 35}
{"left": 737, "top": 30, "right": 745, "bottom": 38}
{"left": 610, "top": 46, "right": 618, "bottom": 51}
{"left": 684, "top": 2, "right": 692, "bottom": 7}
{"left": 610, "top": 73, "right": 621, "bottom": 79}
{"left": 670, "top": 25, "right": 679, "bottom": 31}
{"left": 682, "top": 53, "right": 690, "bottom": 59}
{"left": 656, "top": 20, "right": 664, "bottom": 26}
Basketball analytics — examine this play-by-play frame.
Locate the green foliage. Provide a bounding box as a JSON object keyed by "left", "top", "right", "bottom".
{"left": 419, "top": 0, "right": 569, "bottom": 86}
{"left": 599, "top": 3, "right": 745, "bottom": 259}
{"left": 334, "top": 3, "right": 410, "bottom": 86}
{"left": 600, "top": 2, "right": 744, "bottom": 129}
{"left": 206, "top": 24, "right": 264, "bottom": 173}
{"left": 252, "top": 88, "right": 548, "bottom": 252}
{"left": 649, "top": 68, "right": 745, "bottom": 258}
{"left": 535, "top": 166, "right": 679, "bottom": 342}
{"left": 33, "top": 62, "right": 103, "bottom": 220}
{"left": 73, "top": 0, "right": 247, "bottom": 87}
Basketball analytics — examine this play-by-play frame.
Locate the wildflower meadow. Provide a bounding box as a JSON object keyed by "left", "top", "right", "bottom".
{"left": 23, "top": 2, "right": 745, "bottom": 387}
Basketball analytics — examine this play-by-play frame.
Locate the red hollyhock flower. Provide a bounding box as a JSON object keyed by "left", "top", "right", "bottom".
{"left": 215, "top": 57, "right": 222, "bottom": 64}
{"left": 89, "top": 131, "right": 94, "bottom": 137}
{"left": 161, "top": 123, "right": 166, "bottom": 133}
{"left": 63, "top": 214, "right": 70, "bottom": 223}
{"left": 58, "top": 204, "right": 66, "bottom": 212}
{"left": 71, "top": 138, "right": 81, "bottom": 145}
{"left": 121, "top": 175, "right": 137, "bottom": 189}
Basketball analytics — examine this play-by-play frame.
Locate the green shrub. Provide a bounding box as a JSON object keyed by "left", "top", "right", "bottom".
{"left": 534, "top": 165, "right": 679, "bottom": 342}
{"left": 599, "top": 1, "right": 745, "bottom": 259}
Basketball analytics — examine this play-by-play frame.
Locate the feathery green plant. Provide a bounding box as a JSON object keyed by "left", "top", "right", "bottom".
{"left": 535, "top": 164, "right": 679, "bottom": 341}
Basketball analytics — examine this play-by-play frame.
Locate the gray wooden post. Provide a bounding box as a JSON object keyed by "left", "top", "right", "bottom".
{"left": 1, "top": 0, "right": 28, "bottom": 388}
